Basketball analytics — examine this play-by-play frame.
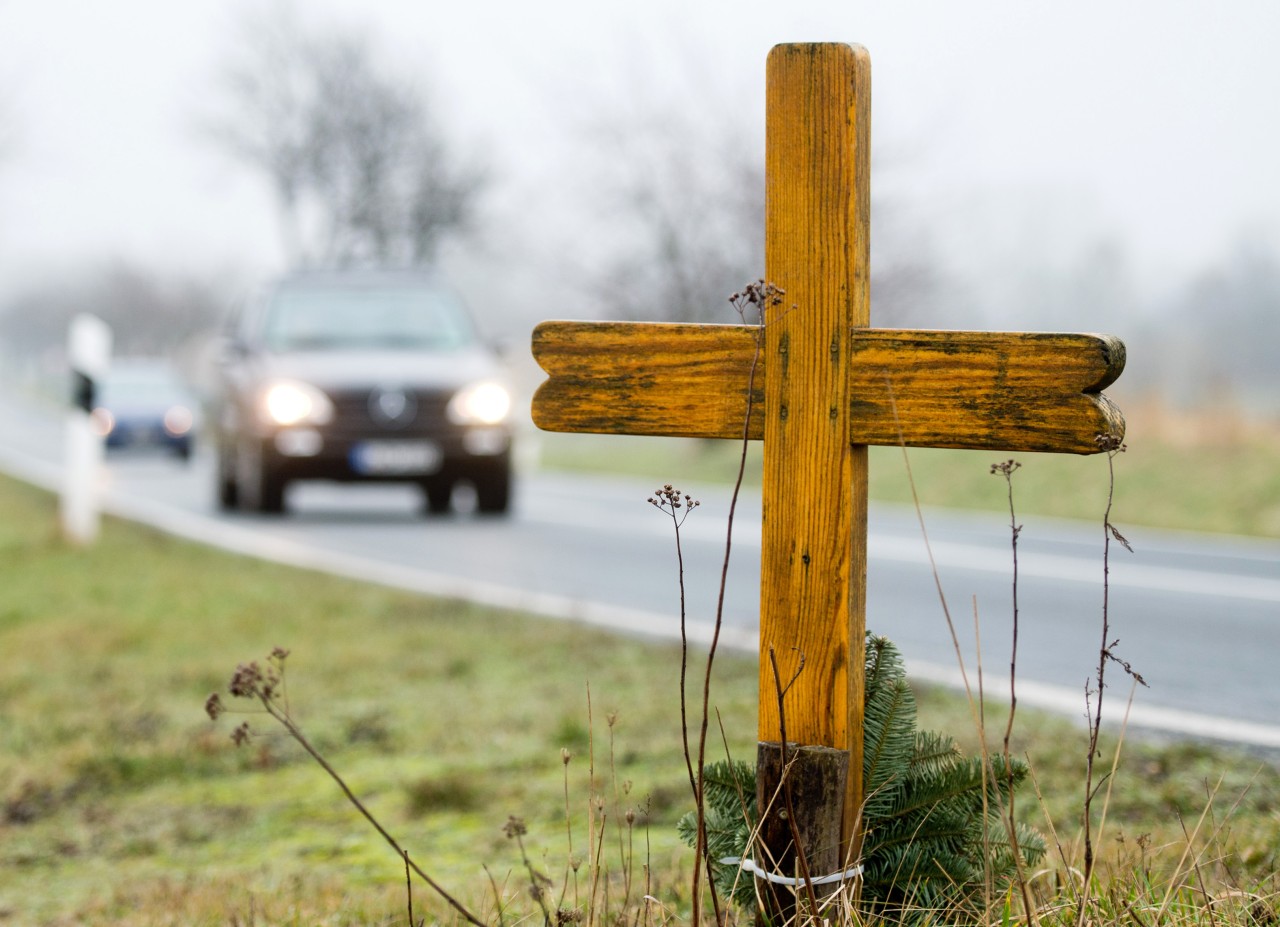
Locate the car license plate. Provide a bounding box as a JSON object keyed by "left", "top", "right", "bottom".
{"left": 350, "top": 441, "right": 442, "bottom": 475}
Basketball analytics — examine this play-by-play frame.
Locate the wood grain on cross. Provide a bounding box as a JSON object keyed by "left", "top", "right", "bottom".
{"left": 530, "top": 43, "right": 1124, "bottom": 880}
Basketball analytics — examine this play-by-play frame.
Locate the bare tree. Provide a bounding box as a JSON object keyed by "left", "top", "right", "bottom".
{"left": 570, "top": 62, "right": 944, "bottom": 326}
{"left": 575, "top": 94, "right": 764, "bottom": 324}
{"left": 1157, "top": 237, "right": 1280, "bottom": 414}
{"left": 0, "top": 263, "right": 227, "bottom": 361}
{"left": 206, "top": 5, "right": 315, "bottom": 260}
{"left": 207, "top": 6, "right": 484, "bottom": 268}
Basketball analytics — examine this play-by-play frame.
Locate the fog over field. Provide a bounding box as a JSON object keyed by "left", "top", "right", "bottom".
{"left": 0, "top": 1, "right": 1276, "bottom": 413}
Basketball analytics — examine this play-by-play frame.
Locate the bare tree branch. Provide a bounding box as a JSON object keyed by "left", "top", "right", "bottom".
{"left": 205, "top": 5, "right": 485, "bottom": 268}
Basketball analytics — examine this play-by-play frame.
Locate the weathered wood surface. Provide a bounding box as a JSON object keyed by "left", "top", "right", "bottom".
{"left": 755, "top": 742, "right": 850, "bottom": 917}
{"left": 531, "top": 322, "right": 1126, "bottom": 454}
{"left": 759, "top": 41, "right": 871, "bottom": 857}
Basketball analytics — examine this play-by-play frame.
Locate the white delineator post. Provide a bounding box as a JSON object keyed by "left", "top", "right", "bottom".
{"left": 61, "top": 314, "right": 112, "bottom": 545}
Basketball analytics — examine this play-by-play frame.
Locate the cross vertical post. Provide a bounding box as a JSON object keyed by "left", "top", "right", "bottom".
{"left": 756, "top": 41, "right": 871, "bottom": 897}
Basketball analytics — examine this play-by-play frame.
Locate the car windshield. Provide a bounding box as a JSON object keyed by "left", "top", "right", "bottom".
{"left": 100, "top": 365, "right": 191, "bottom": 406}
{"left": 261, "top": 283, "right": 477, "bottom": 352}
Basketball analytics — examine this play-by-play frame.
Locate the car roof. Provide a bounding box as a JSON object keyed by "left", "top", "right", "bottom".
{"left": 108, "top": 357, "right": 182, "bottom": 377}
{"left": 272, "top": 268, "right": 454, "bottom": 290}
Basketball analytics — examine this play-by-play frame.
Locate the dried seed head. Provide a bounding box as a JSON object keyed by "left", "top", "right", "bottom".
{"left": 228, "top": 662, "right": 263, "bottom": 699}
{"left": 990, "top": 458, "right": 1021, "bottom": 477}
{"left": 1094, "top": 432, "right": 1126, "bottom": 453}
{"left": 205, "top": 692, "right": 224, "bottom": 721}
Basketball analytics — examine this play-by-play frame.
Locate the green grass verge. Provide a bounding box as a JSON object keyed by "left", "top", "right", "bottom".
{"left": 1, "top": 473, "right": 1278, "bottom": 924}
{"left": 534, "top": 432, "right": 1280, "bottom": 537}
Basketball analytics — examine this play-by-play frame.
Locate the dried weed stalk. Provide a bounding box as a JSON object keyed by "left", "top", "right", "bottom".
{"left": 649, "top": 280, "right": 784, "bottom": 923}
{"left": 205, "top": 648, "right": 487, "bottom": 927}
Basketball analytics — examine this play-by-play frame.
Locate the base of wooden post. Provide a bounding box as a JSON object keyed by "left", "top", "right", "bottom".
{"left": 755, "top": 741, "right": 850, "bottom": 923}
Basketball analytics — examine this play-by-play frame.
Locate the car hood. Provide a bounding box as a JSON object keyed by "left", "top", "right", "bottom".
{"left": 250, "top": 347, "right": 503, "bottom": 392}
{"left": 109, "top": 398, "right": 200, "bottom": 416}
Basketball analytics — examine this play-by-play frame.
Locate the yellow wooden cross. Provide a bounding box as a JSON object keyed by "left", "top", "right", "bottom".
{"left": 530, "top": 43, "right": 1124, "bottom": 885}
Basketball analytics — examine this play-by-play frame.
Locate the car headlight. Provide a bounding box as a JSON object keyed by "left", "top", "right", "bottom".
{"left": 447, "top": 381, "right": 511, "bottom": 426}
{"left": 163, "top": 405, "right": 195, "bottom": 437}
{"left": 260, "top": 380, "right": 334, "bottom": 427}
{"left": 89, "top": 407, "right": 115, "bottom": 437}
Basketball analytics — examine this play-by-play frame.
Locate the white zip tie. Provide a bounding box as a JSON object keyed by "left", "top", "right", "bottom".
{"left": 718, "top": 857, "right": 864, "bottom": 887}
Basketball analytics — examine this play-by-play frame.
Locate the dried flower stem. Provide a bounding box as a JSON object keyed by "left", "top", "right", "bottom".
{"left": 651, "top": 281, "right": 782, "bottom": 924}
{"left": 1080, "top": 432, "right": 1142, "bottom": 923}
{"left": 209, "top": 651, "right": 486, "bottom": 927}
{"left": 991, "top": 459, "right": 1035, "bottom": 924}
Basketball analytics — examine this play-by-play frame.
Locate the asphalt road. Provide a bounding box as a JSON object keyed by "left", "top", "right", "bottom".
{"left": 3, "top": 395, "right": 1279, "bottom": 749}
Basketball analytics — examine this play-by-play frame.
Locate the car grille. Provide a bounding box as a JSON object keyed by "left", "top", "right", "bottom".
{"left": 328, "top": 387, "right": 453, "bottom": 432}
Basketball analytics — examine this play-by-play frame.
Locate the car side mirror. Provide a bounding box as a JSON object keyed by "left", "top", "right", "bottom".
{"left": 488, "top": 335, "right": 517, "bottom": 360}
{"left": 218, "top": 335, "right": 250, "bottom": 364}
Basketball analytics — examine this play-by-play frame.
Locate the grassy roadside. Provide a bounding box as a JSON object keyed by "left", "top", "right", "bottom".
{"left": 0, "top": 475, "right": 756, "bottom": 923}
{"left": 2, "top": 473, "right": 1278, "bottom": 924}
{"left": 533, "top": 431, "right": 1280, "bottom": 538}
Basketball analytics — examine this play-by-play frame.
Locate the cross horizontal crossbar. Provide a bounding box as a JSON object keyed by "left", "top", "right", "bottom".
{"left": 532, "top": 321, "right": 1125, "bottom": 454}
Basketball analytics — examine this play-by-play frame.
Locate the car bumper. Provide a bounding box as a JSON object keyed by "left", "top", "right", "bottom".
{"left": 256, "top": 425, "right": 512, "bottom": 482}
{"left": 106, "top": 421, "right": 193, "bottom": 453}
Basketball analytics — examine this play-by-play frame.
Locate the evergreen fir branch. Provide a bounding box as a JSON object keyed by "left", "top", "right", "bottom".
{"left": 700, "top": 758, "right": 755, "bottom": 818}
{"left": 677, "top": 633, "right": 1046, "bottom": 923}
{"left": 907, "top": 729, "right": 962, "bottom": 773}
{"left": 862, "top": 676, "right": 916, "bottom": 819}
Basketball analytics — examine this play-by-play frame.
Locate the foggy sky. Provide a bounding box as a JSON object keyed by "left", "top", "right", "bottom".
{"left": 0, "top": 0, "right": 1277, "bottom": 327}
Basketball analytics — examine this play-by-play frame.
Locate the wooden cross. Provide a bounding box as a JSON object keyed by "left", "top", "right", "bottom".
{"left": 530, "top": 43, "right": 1124, "bottom": 888}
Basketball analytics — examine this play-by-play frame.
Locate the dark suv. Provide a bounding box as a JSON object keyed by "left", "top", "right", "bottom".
{"left": 213, "top": 270, "right": 513, "bottom": 515}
